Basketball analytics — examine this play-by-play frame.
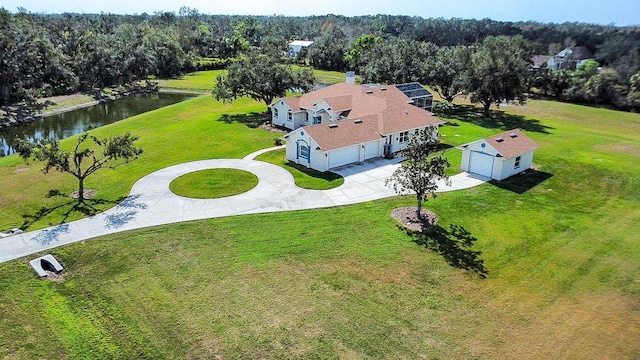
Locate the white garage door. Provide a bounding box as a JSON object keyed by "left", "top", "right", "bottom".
{"left": 364, "top": 142, "right": 379, "bottom": 160}
{"left": 329, "top": 145, "right": 360, "bottom": 168}
{"left": 469, "top": 151, "right": 494, "bottom": 178}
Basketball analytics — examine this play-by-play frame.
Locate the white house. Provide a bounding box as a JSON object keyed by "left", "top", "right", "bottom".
{"left": 270, "top": 82, "right": 434, "bottom": 131}
{"left": 277, "top": 83, "right": 443, "bottom": 172}
{"left": 547, "top": 46, "right": 594, "bottom": 71}
{"left": 457, "top": 129, "right": 539, "bottom": 181}
{"left": 288, "top": 40, "right": 314, "bottom": 58}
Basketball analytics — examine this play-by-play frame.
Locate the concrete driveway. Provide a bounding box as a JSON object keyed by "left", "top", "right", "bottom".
{"left": 0, "top": 156, "right": 488, "bottom": 263}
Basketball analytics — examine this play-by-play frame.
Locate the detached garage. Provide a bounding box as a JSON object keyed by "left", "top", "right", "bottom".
{"left": 458, "top": 129, "right": 539, "bottom": 181}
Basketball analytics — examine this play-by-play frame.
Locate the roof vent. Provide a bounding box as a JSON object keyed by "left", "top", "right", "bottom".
{"left": 404, "top": 110, "right": 409, "bottom": 115}
{"left": 366, "top": 90, "right": 374, "bottom": 94}
{"left": 328, "top": 124, "right": 338, "bottom": 128}
{"left": 495, "top": 137, "right": 504, "bottom": 143}
{"left": 380, "top": 87, "right": 387, "bottom": 91}
{"left": 354, "top": 119, "right": 363, "bottom": 124}
{"left": 509, "top": 133, "right": 518, "bottom": 138}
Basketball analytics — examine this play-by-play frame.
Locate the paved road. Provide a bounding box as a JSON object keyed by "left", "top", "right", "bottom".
{"left": 0, "top": 156, "right": 488, "bottom": 264}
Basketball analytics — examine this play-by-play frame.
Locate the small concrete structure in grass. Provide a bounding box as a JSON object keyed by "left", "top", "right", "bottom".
{"left": 29, "top": 254, "right": 64, "bottom": 277}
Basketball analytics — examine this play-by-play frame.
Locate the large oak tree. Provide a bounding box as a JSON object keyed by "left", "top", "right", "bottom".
{"left": 212, "top": 53, "right": 315, "bottom": 108}
{"left": 467, "top": 35, "right": 533, "bottom": 115}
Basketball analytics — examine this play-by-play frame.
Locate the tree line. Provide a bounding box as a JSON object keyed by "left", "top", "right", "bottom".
{"left": 1, "top": 7, "right": 639, "bottom": 110}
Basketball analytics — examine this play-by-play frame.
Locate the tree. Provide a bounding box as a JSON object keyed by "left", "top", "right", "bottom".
{"left": 308, "top": 24, "right": 348, "bottom": 71}
{"left": 14, "top": 132, "right": 143, "bottom": 204}
{"left": 385, "top": 127, "right": 450, "bottom": 221}
{"left": 426, "top": 46, "right": 471, "bottom": 102}
{"left": 531, "top": 65, "right": 552, "bottom": 96}
{"left": 584, "top": 68, "right": 625, "bottom": 106}
{"left": 562, "top": 60, "right": 600, "bottom": 103}
{"left": 359, "top": 39, "right": 436, "bottom": 84}
{"left": 345, "top": 34, "right": 382, "bottom": 69}
{"left": 467, "top": 35, "right": 533, "bottom": 115}
{"left": 213, "top": 53, "right": 315, "bottom": 108}
{"left": 627, "top": 72, "right": 640, "bottom": 109}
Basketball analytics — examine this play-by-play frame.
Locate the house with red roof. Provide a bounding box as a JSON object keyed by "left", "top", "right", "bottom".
{"left": 457, "top": 129, "right": 539, "bottom": 180}
{"left": 270, "top": 82, "right": 442, "bottom": 172}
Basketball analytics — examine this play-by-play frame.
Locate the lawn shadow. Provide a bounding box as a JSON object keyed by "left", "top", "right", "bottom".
{"left": 218, "top": 112, "right": 269, "bottom": 128}
{"left": 490, "top": 169, "right": 554, "bottom": 194}
{"left": 437, "top": 104, "right": 553, "bottom": 134}
{"left": 409, "top": 223, "right": 488, "bottom": 278}
{"left": 21, "top": 195, "right": 127, "bottom": 230}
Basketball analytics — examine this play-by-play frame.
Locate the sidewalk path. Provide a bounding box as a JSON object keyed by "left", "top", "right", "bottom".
{"left": 0, "top": 157, "right": 488, "bottom": 263}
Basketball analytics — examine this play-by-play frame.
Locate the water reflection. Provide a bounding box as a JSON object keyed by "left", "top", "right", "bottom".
{"left": 0, "top": 92, "right": 195, "bottom": 156}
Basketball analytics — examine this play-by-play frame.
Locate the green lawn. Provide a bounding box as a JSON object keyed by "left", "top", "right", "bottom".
{"left": 169, "top": 169, "right": 258, "bottom": 198}
{"left": 255, "top": 148, "right": 344, "bottom": 190}
{"left": 1, "top": 96, "right": 640, "bottom": 358}
{"left": 311, "top": 69, "right": 362, "bottom": 85}
{"left": 153, "top": 70, "right": 224, "bottom": 92}
{"left": 153, "top": 68, "right": 357, "bottom": 93}
{"left": 0, "top": 95, "right": 278, "bottom": 231}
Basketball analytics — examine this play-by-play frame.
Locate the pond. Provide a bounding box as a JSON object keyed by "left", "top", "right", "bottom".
{"left": 0, "top": 92, "right": 196, "bottom": 157}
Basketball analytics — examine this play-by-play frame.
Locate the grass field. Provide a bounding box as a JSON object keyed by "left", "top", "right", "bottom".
{"left": 169, "top": 169, "right": 259, "bottom": 198}
{"left": 153, "top": 68, "right": 353, "bottom": 93}
{"left": 255, "top": 148, "right": 344, "bottom": 190}
{"left": 1, "top": 82, "right": 639, "bottom": 358}
{"left": 153, "top": 70, "right": 224, "bottom": 92}
{"left": 0, "top": 95, "right": 279, "bottom": 231}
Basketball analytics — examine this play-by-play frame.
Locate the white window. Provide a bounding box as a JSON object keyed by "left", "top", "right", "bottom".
{"left": 305, "top": 112, "right": 309, "bottom": 122}
{"left": 313, "top": 116, "right": 321, "bottom": 124}
{"left": 288, "top": 112, "right": 292, "bottom": 122}
{"left": 399, "top": 131, "right": 409, "bottom": 143}
{"left": 274, "top": 108, "right": 279, "bottom": 118}
{"left": 514, "top": 156, "right": 521, "bottom": 169}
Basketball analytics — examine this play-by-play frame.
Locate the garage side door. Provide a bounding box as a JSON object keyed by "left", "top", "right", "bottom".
{"left": 329, "top": 145, "right": 360, "bottom": 168}
{"left": 468, "top": 151, "right": 494, "bottom": 177}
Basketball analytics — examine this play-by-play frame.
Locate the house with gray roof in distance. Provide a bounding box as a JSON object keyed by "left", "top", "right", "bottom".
{"left": 547, "top": 46, "right": 595, "bottom": 70}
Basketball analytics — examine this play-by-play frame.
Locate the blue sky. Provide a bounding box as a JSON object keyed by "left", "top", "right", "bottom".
{"left": 1, "top": 0, "right": 639, "bottom": 26}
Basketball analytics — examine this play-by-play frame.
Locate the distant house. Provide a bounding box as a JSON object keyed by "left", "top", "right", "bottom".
{"left": 531, "top": 55, "right": 551, "bottom": 70}
{"left": 271, "top": 82, "right": 442, "bottom": 172}
{"left": 457, "top": 129, "right": 539, "bottom": 180}
{"left": 547, "top": 46, "right": 594, "bottom": 70}
{"left": 288, "top": 40, "right": 314, "bottom": 58}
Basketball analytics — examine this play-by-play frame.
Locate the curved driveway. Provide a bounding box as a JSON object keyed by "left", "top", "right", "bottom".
{"left": 0, "top": 157, "right": 487, "bottom": 263}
